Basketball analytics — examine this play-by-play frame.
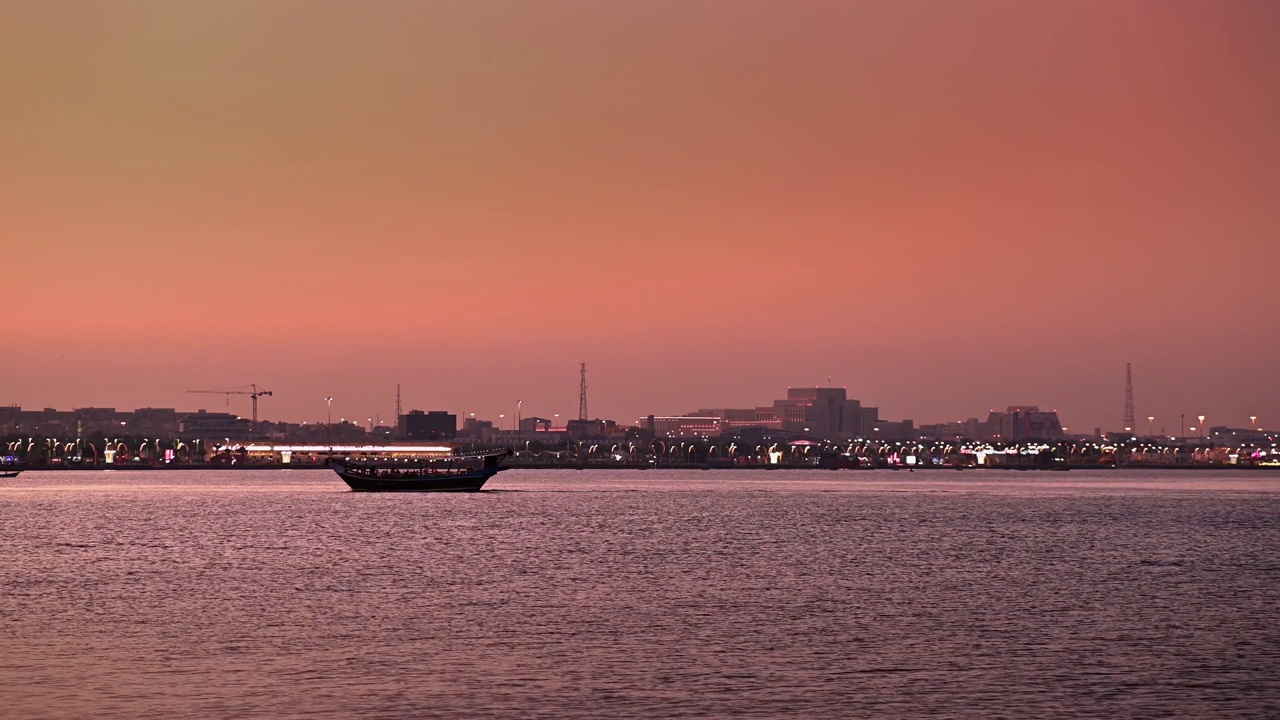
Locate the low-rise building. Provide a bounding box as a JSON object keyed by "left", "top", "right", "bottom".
{"left": 520, "top": 417, "right": 553, "bottom": 433}
{"left": 645, "top": 415, "right": 722, "bottom": 439}
{"left": 179, "top": 410, "right": 253, "bottom": 438}
{"left": 399, "top": 410, "right": 457, "bottom": 441}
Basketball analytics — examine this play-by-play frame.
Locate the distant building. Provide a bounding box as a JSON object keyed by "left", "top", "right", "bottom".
{"left": 983, "top": 406, "right": 1064, "bottom": 441}
{"left": 519, "top": 417, "right": 553, "bottom": 433}
{"left": 646, "top": 416, "right": 722, "bottom": 438}
{"left": 858, "top": 407, "right": 880, "bottom": 438}
{"left": 461, "top": 417, "right": 493, "bottom": 439}
{"left": 654, "top": 386, "right": 909, "bottom": 441}
{"left": 398, "top": 410, "right": 457, "bottom": 441}
{"left": 870, "top": 418, "right": 915, "bottom": 441}
{"left": 770, "top": 388, "right": 856, "bottom": 438}
{"left": 648, "top": 407, "right": 785, "bottom": 437}
{"left": 179, "top": 410, "right": 253, "bottom": 438}
{"left": 566, "top": 419, "right": 617, "bottom": 440}
{"left": 131, "top": 408, "right": 179, "bottom": 436}
{"left": 74, "top": 407, "right": 124, "bottom": 435}
{"left": 769, "top": 388, "right": 896, "bottom": 439}
{"left": 0, "top": 406, "right": 21, "bottom": 433}
{"left": 919, "top": 418, "right": 984, "bottom": 440}
{"left": 1209, "top": 426, "right": 1268, "bottom": 442}
{"left": 328, "top": 420, "right": 371, "bottom": 444}
{"left": 2, "top": 404, "right": 242, "bottom": 438}
{"left": 687, "top": 408, "right": 783, "bottom": 433}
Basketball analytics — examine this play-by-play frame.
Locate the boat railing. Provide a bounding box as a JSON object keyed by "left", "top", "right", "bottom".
{"left": 339, "top": 460, "right": 489, "bottom": 478}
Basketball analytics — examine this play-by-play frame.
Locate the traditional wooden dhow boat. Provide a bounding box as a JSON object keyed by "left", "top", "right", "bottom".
{"left": 329, "top": 449, "right": 511, "bottom": 492}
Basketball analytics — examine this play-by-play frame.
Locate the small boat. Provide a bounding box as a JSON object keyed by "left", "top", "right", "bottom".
{"left": 0, "top": 467, "right": 21, "bottom": 478}
{"left": 330, "top": 449, "right": 511, "bottom": 492}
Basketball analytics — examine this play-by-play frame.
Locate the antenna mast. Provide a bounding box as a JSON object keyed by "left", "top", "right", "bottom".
{"left": 578, "top": 362, "right": 588, "bottom": 421}
{"left": 1123, "top": 363, "right": 1135, "bottom": 432}
{"left": 395, "top": 384, "right": 402, "bottom": 437}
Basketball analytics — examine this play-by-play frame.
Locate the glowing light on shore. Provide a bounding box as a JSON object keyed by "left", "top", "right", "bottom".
{"left": 223, "top": 444, "right": 454, "bottom": 454}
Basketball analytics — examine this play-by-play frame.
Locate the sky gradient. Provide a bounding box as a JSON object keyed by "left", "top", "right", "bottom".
{"left": 2, "top": 0, "right": 1277, "bottom": 433}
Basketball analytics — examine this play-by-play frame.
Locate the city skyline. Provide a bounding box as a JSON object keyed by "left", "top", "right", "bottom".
{"left": 2, "top": 1, "right": 1277, "bottom": 436}
{"left": 3, "top": 4, "right": 1279, "bottom": 715}
{"left": 0, "top": 365, "right": 1268, "bottom": 437}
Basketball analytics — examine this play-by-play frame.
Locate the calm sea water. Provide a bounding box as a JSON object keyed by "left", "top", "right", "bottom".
{"left": 2, "top": 469, "right": 1278, "bottom": 718}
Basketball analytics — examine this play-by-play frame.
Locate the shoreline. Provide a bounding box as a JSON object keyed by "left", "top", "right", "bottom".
{"left": 10, "top": 463, "right": 1277, "bottom": 472}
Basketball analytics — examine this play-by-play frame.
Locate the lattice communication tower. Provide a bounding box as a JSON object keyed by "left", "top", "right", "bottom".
{"left": 578, "top": 362, "right": 588, "bottom": 421}
{"left": 1123, "top": 363, "right": 1135, "bottom": 432}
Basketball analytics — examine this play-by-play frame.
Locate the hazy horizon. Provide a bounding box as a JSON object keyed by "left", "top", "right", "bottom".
{"left": 3, "top": 0, "right": 1277, "bottom": 433}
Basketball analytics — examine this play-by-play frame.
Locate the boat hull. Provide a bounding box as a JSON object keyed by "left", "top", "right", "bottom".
{"left": 0, "top": 470, "right": 20, "bottom": 479}
{"left": 335, "top": 467, "right": 501, "bottom": 492}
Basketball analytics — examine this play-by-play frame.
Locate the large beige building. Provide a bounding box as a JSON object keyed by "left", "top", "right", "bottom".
{"left": 662, "top": 386, "right": 910, "bottom": 441}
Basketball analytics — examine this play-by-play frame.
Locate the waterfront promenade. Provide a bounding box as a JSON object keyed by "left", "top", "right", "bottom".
{"left": 6, "top": 433, "right": 1276, "bottom": 472}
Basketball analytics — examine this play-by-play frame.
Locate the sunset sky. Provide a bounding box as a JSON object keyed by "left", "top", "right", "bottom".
{"left": 2, "top": 0, "right": 1277, "bottom": 433}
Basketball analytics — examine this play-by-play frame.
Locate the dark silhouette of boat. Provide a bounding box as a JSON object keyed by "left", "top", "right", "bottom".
{"left": 329, "top": 449, "right": 511, "bottom": 492}
{"left": 1, "top": 469, "right": 20, "bottom": 479}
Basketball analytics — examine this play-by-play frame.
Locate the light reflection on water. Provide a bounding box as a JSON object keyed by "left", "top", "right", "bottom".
{"left": 2, "top": 469, "right": 1278, "bottom": 718}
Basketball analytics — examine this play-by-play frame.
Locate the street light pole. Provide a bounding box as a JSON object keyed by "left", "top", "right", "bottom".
{"left": 326, "top": 397, "right": 334, "bottom": 456}
{"left": 1147, "top": 416, "right": 1154, "bottom": 437}
{"left": 1198, "top": 415, "right": 1205, "bottom": 440}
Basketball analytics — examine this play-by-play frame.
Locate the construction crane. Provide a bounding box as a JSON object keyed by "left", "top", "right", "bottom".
{"left": 187, "top": 384, "right": 273, "bottom": 430}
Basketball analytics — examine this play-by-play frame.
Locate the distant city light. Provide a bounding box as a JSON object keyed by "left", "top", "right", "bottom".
{"left": 222, "top": 444, "right": 454, "bottom": 454}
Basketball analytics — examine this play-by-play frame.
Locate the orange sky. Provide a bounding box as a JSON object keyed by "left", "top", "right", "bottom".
{"left": 2, "top": 0, "right": 1277, "bottom": 433}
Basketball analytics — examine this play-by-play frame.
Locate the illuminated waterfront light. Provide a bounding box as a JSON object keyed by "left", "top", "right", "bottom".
{"left": 219, "top": 443, "right": 454, "bottom": 459}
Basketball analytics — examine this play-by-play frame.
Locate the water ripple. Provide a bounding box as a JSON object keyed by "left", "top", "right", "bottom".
{"left": 1, "top": 469, "right": 1278, "bottom": 718}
